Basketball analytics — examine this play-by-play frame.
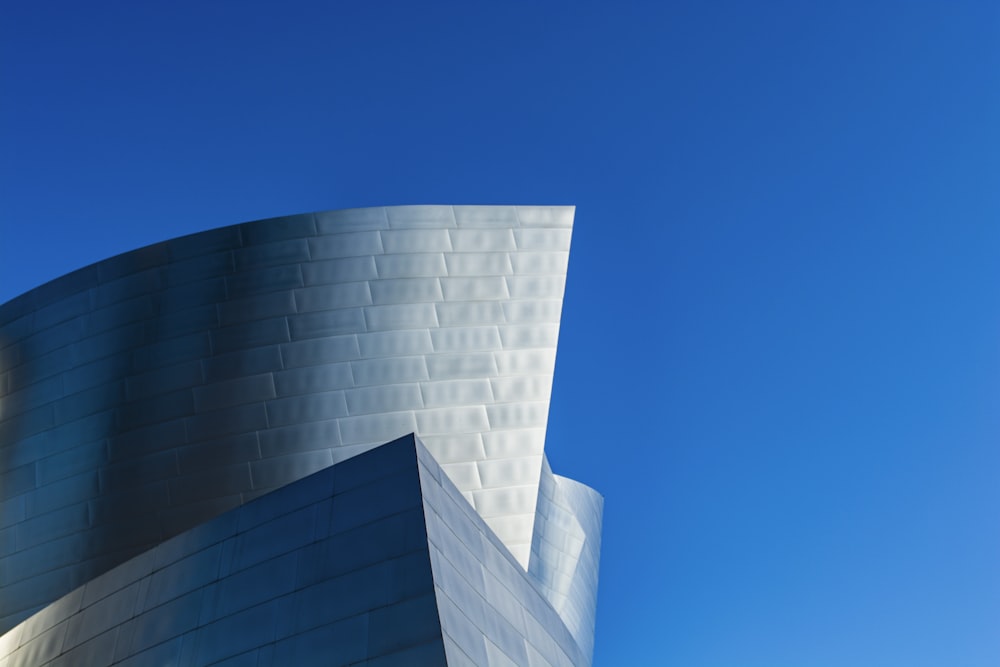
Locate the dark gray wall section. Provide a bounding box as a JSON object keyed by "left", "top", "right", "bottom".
{"left": 0, "top": 435, "right": 448, "bottom": 667}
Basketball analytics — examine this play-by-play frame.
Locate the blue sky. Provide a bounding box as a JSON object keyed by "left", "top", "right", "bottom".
{"left": 2, "top": 2, "right": 998, "bottom": 665}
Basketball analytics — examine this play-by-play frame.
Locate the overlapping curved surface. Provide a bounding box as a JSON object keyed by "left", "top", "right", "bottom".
{"left": 0, "top": 205, "right": 601, "bottom": 663}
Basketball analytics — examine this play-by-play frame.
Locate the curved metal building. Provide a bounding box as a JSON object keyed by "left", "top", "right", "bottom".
{"left": 0, "top": 205, "right": 601, "bottom": 666}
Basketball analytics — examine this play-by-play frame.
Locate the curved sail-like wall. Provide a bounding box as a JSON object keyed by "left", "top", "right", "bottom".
{"left": 0, "top": 205, "right": 600, "bottom": 662}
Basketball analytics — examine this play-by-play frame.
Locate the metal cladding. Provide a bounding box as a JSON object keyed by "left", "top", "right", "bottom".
{"left": 0, "top": 205, "right": 602, "bottom": 664}
{"left": 0, "top": 435, "right": 592, "bottom": 666}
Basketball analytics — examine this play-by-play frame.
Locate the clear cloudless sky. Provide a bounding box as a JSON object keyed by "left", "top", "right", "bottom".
{"left": 2, "top": 2, "right": 998, "bottom": 665}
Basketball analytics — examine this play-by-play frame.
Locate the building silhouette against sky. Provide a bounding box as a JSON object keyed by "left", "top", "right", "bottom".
{"left": 0, "top": 205, "right": 601, "bottom": 666}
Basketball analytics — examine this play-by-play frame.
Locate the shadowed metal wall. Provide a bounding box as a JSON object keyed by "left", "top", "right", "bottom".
{"left": 0, "top": 205, "right": 593, "bottom": 638}
{"left": 0, "top": 434, "right": 593, "bottom": 666}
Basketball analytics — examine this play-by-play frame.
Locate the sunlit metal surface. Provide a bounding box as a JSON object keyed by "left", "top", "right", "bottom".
{"left": 0, "top": 205, "right": 601, "bottom": 663}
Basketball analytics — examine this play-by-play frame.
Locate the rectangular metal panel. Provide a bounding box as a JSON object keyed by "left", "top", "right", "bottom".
{"left": 453, "top": 205, "right": 519, "bottom": 228}
{"left": 440, "top": 276, "right": 509, "bottom": 301}
{"left": 202, "top": 345, "right": 283, "bottom": 383}
{"left": 308, "top": 232, "right": 384, "bottom": 260}
{"left": 234, "top": 239, "right": 310, "bottom": 271}
{"left": 374, "top": 253, "right": 447, "bottom": 278}
{"left": 363, "top": 303, "right": 438, "bottom": 332}
{"left": 258, "top": 420, "right": 341, "bottom": 458}
{"left": 265, "top": 391, "right": 349, "bottom": 427}
{"left": 444, "top": 252, "right": 512, "bottom": 277}
{"left": 288, "top": 309, "right": 365, "bottom": 340}
{"left": 226, "top": 265, "right": 303, "bottom": 299}
{"left": 280, "top": 336, "right": 359, "bottom": 369}
{"left": 211, "top": 318, "right": 290, "bottom": 354}
{"left": 351, "top": 356, "right": 428, "bottom": 387}
{"left": 419, "top": 379, "right": 493, "bottom": 408}
{"left": 426, "top": 352, "right": 498, "bottom": 381}
{"left": 380, "top": 229, "right": 452, "bottom": 254}
{"left": 448, "top": 229, "right": 517, "bottom": 252}
{"left": 369, "top": 278, "right": 442, "bottom": 305}
{"left": 385, "top": 205, "right": 456, "bottom": 229}
{"left": 514, "top": 227, "right": 573, "bottom": 251}
{"left": 300, "top": 256, "right": 377, "bottom": 286}
{"left": 338, "top": 411, "right": 417, "bottom": 446}
{"left": 315, "top": 207, "right": 389, "bottom": 233}
{"left": 272, "top": 362, "right": 354, "bottom": 396}
{"left": 218, "top": 291, "right": 296, "bottom": 326}
{"left": 515, "top": 206, "right": 575, "bottom": 228}
{"left": 357, "top": 330, "right": 433, "bottom": 359}
{"left": 344, "top": 383, "right": 423, "bottom": 416}
{"left": 434, "top": 301, "right": 505, "bottom": 327}
{"left": 293, "top": 282, "right": 372, "bottom": 312}
{"left": 241, "top": 214, "right": 317, "bottom": 244}
{"left": 193, "top": 374, "right": 275, "bottom": 413}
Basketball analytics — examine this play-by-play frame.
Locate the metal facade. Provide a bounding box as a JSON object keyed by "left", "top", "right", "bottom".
{"left": 0, "top": 206, "right": 601, "bottom": 665}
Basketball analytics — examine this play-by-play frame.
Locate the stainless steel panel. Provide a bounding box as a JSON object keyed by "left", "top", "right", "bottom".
{"left": 127, "top": 360, "right": 203, "bottom": 401}
{"left": 300, "top": 256, "right": 377, "bottom": 286}
{"left": 167, "top": 226, "right": 241, "bottom": 261}
{"left": 448, "top": 229, "right": 517, "bottom": 252}
{"left": 315, "top": 206, "right": 389, "bottom": 233}
{"left": 426, "top": 352, "right": 498, "bottom": 381}
{"left": 280, "top": 335, "right": 359, "bottom": 369}
{"left": 415, "top": 406, "right": 490, "bottom": 436}
{"left": 453, "top": 205, "right": 519, "bottom": 228}
{"left": 193, "top": 375, "right": 275, "bottom": 413}
{"left": 258, "top": 419, "right": 341, "bottom": 458}
{"left": 202, "top": 346, "right": 283, "bottom": 383}
{"left": 369, "top": 277, "right": 442, "bottom": 305}
{"left": 293, "top": 282, "right": 372, "bottom": 312}
{"left": 265, "top": 391, "right": 348, "bottom": 427}
{"left": 225, "top": 265, "right": 302, "bottom": 298}
{"left": 498, "top": 323, "right": 560, "bottom": 349}
{"left": 515, "top": 206, "right": 575, "bottom": 228}
{"left": 440, "top": 276, "right": 509, "bottom": 301}
{"left": 352, "top": 356, "right": 428, "bottom": 387}
{"left": 211, "top": 318, "right": 290, "bottom": 354}
{"left": 430, "top": 326, "right": 502, "bottom": 353}
{"left": 374, "top": 253, "right": 447, "bottom": 278}
{"left": 218, "top": 291, "right": 296, "bottom": 326}
{"left": 344, "top": 383, "right": 423, "bottom": 416}
{"left": 233, "top": 239, "right": 310, "bottom": 271}
{"left": 510, "top": 251, "right": 570, "bottom": 275}
{"left": 162, "top": 250, "right": 235, "bottom": 287}
{"left": 363, "top": 303, "right": 438, "bottom": 332}
{"left": 505, "top": 275, "right": 567, "bottom": 300}
{"left": 96, "top": 244, "right": 169, "bottom": 284}
{"left": 130, "top": 333, "right": 212, "bottom": 375}
{"left": 419, "top": 379, "right": 494, "bottom": 408}
{"left": 338, "top": 411, "right": 417, "bottom": 446}
{"left": 185, "top": 403, "right": 268, "bottom": 442}
{"left": 33, "top": 290, "right": 90, "bottom": 330}
{"left": 514, "top": 228, "right": 573, "bottom": 251}
{"left": 272, "top": 362, "right": 354, "bottom": 396}
{"left": 385, "top": 205, "right": 456, "bottom": 229}
{"left": 444, "top": 252, "right": 512, "bottom": 276}
{"left": 274, "top": 362, "right": 354, "bottom": 396}
{"left": 241, "top": 213, "right": 317, "bottom": 244}
{"left": 485, "top": 402, "right": 549, "bottom": 430}
{"left": 307, "top": 231, "right": 383, "bottom": 260}
{"left": 501, "top": 299, "right": 563, "bottom": 324}
{"left": 434, "top": 301, "right": 505, "bottom": 326}
{"left": 357, "top": 330, "right": 433, "bottom": 359}
{"left": 287, "top": 308, "right": 365, "bottom": 340}
{"left": 380, "top": 229, "right": 452, "bottom": 254}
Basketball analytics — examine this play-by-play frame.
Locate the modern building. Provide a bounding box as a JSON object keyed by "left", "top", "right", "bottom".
{"left": 0, "top": 205, "right": 601, "bottom": 666}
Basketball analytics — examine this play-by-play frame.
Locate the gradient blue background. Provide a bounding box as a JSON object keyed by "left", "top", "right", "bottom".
{"left": 2, "top": 2, "right": 998, "bottom": 665}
